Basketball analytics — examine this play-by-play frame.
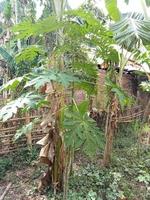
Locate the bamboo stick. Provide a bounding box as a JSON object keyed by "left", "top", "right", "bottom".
{"left": 0, "top": 183, "right": 12, "bottom": 200}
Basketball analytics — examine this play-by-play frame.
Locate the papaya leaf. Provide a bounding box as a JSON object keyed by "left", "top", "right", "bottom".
{"left": 12, "top": 16, "right": 63, "bottom": 39}
{"left": 73, "top": 61, "right": 98, "bottom": 77}
{"left": 25, "top": 69, "right": 79, "bottom": 89}
{"left": 0, "top": 92, "right": 45, "bottom": 121}
{"left": 14, "top": 118, "right": 39, "bottom": 141}
{"left": 64, "top": 102, "right": 103, "bottom": 157}
{"left": 75, "top": 81, "right": 96, "bottom": 95}
{"left": 0, "top": 76, "right": 25, "bottom": 92}
{"left": 105, "top": 77, "right": 134, "bottom": 109}
{"left": 15, "top": 45, "right": 44, "bottom": 63}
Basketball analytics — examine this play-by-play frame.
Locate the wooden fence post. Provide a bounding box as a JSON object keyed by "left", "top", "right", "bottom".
{"left": 25, "top": 112, "right": 32, "bottom": 149}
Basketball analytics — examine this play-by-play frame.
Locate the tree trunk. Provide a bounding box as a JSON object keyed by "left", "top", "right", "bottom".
{"left": 103, "top": 115, "right": 115, "bottom": 167}
{"left": 25, "top": 112, "right": 32, "bottom": 149}
{"left": 14, "top": 0, "right": 21, "bottom": 51}
{"left": 103, "top": 97, "right": 118, "bottom": 167}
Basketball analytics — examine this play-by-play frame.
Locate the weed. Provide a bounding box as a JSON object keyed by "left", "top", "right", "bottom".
{"left": 0, "top": 146, "right": 39, "bottom": 180}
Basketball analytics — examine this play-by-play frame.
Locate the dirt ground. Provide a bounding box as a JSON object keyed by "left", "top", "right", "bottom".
{"left": 0, "top": 167, "right": 48, "bottom": 200}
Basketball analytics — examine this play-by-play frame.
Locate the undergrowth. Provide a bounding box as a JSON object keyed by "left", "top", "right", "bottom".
{"left": 47, "top": 121, "right": 150, "bottom": 200}
{"left": 0, "top": 146, "right": 39, "bottom": 179}
{"left": 0, "top": 121, "right": 150, "bottom": 200}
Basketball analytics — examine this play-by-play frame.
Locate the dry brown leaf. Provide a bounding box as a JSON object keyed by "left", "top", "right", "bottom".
{"left": 39, "top": 156, "right": 51, "bottom": 165}
{"left": 39, "top": 142, "right": 55, "bottom": 165}
{"left": 48, "top": 143, "right": 54, "bottom": 163}
{"left": 36, "top": 134, "right": 50, "bottom": 146}
{"left": 39, "top": 143, "right": 50, "bottom": 158}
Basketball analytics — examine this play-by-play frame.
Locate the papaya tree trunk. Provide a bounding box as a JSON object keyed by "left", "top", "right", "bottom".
{"left": 103, "top": 96, "right": 119, "bottom": 167}
{"left": 48, "top": 0, "right": 67, "bottom": 193}
{"left": 103, "top": 112, "right": 115, "bottom": 166}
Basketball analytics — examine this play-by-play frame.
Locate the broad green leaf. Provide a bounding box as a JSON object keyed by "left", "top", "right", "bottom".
{"left": 0, "top": 47, "right": 16, "bottom": 74}
{"left": 0, "top": 76, "right": 25, "bottom": 92}
{"left": 25, "top": 69, "right": 79, "bottom": 89}
{"left": 112, "top": 13, "right": 150, "bottom": 48}
{"left": 105, "top": 77, "right": 134, "bottom": 109}
{"left": 105, "top": 0, "right": 121, "bottom": 21}
{"left": 15, "top": 46, "right": 44, "bottom": 63}
{"left": 64, "top": 104, "right": 103, "bottom": 157}
{"left": 12, "top": 16, "right": 63, "bottom": 39}
{"left": 0, "top": 92, "right": 45, "bottom": 121}
{"left": 75, "top": 100, "right": 89, "bottom": 116}
{"left": 14, "top": 118, "right": 39, "bottom": 141}
{"left": 75, "top": 81, "right": 96, "bottom": 95}
{"left": 73, "top": 62, "right": 98, "bottom": 77}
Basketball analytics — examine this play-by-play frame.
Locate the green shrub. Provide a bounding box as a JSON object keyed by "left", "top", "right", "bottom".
{"left": 0, "top": 157, "right": 13, "bottom": 179}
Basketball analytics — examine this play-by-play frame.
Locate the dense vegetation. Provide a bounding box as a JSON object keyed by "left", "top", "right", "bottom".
{"left": 0, "top": 0, "right": 149, "bottom": 200}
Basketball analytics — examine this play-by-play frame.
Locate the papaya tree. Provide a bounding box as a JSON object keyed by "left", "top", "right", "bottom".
{"left": 0, "top": 2, "right": 118, "bottom": 198}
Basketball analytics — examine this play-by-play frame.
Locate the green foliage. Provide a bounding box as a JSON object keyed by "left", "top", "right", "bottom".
{"left": 25, "top": 69, "right": 79, "bottom": 89}
{"left": 64, "top": 101, "right": 104, "bottom": 156}
{"left": 105, "top": 77, "right": 134, "bottom": 109}
{"left": 142, "top": 123, "right": 150, "bottom": 132}
{"left": 72, "top": 61, "right": 97, "bottom": 77}
{"left": 0, "top": 157, "right": 12, "bottom": 179}
{"left": 124, "top": 0, "right": 129, "bottom": 4}
{"left": 0, "top": 47, "right": 13, "bottom": 63}
{"left": 3, "top": 0, "right": 12, "bottom": 20}
{"left": 0, "top": 27, "right": 3, "bottom": 34}
{"left": 14, "top": 118, "right": 39, "bottom": 141}
{"left": 0, "top": 92, "right": 46, "bottom": 121}
{"left": 0, "top": 76, "right": 25, "bottom": 92}
{"left": 65, "top": 9, "right": 117, "bottom": 62}
{"left": 112, "top": 144, "right": 150, "bottom": 200}
{"left": 140, "top": 81, "right": 150, "bottom": 92}
{"left": 15, "top": 45, "right": 44, "bottom": 63}
{"left": 137, "top": 170, "right": 150, "bottom": 186}
{"left": 12, "top": 16, "right": 63, "bottom": 39}
{"left": 145, "top": 0, "right": 150, "bottom": 7}
{"left": 114, "top": 121, "right": 140, "bottom": 149}
{"left": 75, "top": 81, "right": 96, "bottom": 95}
{"left": 0, "top": 47, "right": 16, "bottom": 75}
{"left": 48, "top": 164, "right": 125, "bottom": 200}
{"left": 105, "top": 0, "right": 121, "bottom": 21}
{"left": 112, "top": 13, "right": 150, "bottom": 48}
{"left": 0, "top": 147, "right": 39, "bottom": 180}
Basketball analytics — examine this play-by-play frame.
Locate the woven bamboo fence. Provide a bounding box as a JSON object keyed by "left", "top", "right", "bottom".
{"left": 0, "top": 69, "right": 149, "bottom": 155}
{"left": 0, "top": 108, "right": 48, "bottom": 155}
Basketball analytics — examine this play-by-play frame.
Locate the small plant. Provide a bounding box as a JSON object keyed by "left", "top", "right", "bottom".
{"left": 0, "top": 147, "right": 39, "bottom": 180}
{"left": 0, "top": 157, "right": 13, "bottom": 179}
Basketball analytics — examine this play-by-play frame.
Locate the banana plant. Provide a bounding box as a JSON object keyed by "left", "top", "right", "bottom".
{"left": 102, "top": 0, "right": 150, "bottom": 166}
{"left": 0, "top": 47, "right": 16, "bottom": 77}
